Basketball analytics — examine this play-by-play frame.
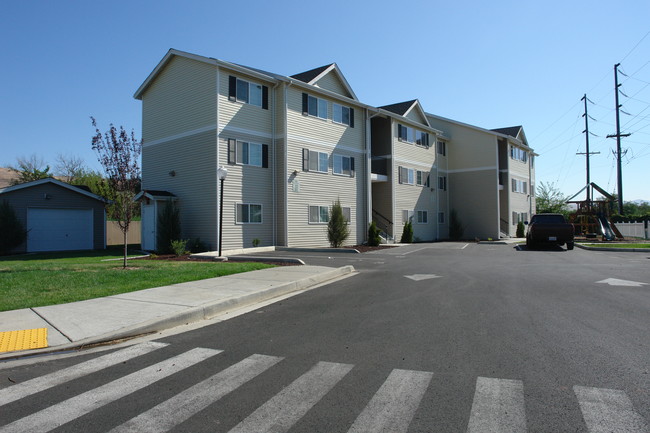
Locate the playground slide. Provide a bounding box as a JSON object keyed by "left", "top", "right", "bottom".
{"left": 597, "top": 215, "right": 616, "bottom": 241}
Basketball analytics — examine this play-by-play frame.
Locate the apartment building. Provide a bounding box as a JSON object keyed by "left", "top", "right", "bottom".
{"left": 134, "top": 49, "right": 535, "bottom": 250}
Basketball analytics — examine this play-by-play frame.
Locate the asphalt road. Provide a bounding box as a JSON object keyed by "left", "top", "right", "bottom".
{"left": 1, "top": 242, "right": 649, "bottom": 432}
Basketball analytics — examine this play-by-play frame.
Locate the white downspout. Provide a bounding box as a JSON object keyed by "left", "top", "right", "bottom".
{"left": 365, "top": 108, "right": 372, "bottom": 242}
{"left": 215, "top": 65, "right": 221, "bottom": 251}
{"left": 271, "top": 82, "right": 279, "bottom": 247}
{"left": 284, "top": 82, "right": 290, "bottom": 246}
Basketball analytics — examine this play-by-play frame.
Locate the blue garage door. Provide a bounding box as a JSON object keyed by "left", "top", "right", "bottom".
{"left": 27, "top": 208, "right": 94, "bottom": 252}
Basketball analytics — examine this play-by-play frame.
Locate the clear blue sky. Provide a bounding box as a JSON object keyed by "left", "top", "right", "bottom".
{"left": 2, "top": 0, "right": 649, "bottom": 201}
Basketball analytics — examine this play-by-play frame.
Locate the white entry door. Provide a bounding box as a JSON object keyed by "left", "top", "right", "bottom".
{"left": 27, "top": 208, "right": 94, "bottom": 252}
{"left": 141, "top": 203, "right": 156, "bottom": 251}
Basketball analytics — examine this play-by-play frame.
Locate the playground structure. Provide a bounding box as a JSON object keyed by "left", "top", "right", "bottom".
{"left": 566, "top": 183, "right": 624, "bottom": 241}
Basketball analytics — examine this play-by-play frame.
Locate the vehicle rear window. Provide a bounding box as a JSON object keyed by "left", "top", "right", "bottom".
{"left": 535, "top": 215, "right": 565, "bottom": 224}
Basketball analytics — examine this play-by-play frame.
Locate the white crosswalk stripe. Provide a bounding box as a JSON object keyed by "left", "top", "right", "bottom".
{"left": 227, "top": 361, "right": 354, "bottom": 433}
{"left": 347, "top": 368, "right": 433, "bottom": 433}
{"left": 574, "top": 385, "right": 649, "bottom": 433}
{"left": 466, "top": 376, "right": 527, "bottom": 433}
{"left": 2, "top": 344, "right": 648, "bottom": 433}
{"left": 0, "top": 341, "right": 168, "bottom": 407}
{"left": 0, "top": 347, "right": 221, "bottom": 433}
{"left": 109, "top": 353, "right": 283, "bottom": 433}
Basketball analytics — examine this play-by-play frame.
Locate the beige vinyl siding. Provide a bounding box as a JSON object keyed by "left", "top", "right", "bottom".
{"left": 142, "top": 130, "right": 218, "bottom": 249}
{"left": 449, "top": 170, "right": 499, "bottom": 239}
{"left": 313, "top": 71, "right": 352, "bottom": 97}
{"left": 0, "top": 183, "right": 105, "bottom": 252}
{"left": 218, "top": 71, "right": 273, "bottom": 135}
{"left": 141, "top": 56, "right": 216, "bottom": 144}
{"left": 218, "top": 135, "right": 274, "bottom": 249}
{"left": 404, "top": 108, "right": 428, "bottom": 125}
{"left": 286, "top": 87, "right": 364, "bottom": 152}
{"left": 426, "top": 117, "right": 498, "bottom": 170}
{"left": 285, "top": 142, "right": 365, "bottom": 247}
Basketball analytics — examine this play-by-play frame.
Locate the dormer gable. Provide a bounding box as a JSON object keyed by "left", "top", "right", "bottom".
{"left": 291, "top": 63, "right": 358, "bottom": 100}
{"left": 379, "top": 99, "right": 430, "bottom": 127}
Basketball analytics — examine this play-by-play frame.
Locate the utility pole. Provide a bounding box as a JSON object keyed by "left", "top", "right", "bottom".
{"left": 607, "top": 63, "right": 631, "bottom": 215}
{"left": 577, "top": 94, "right": 600, "bottom": 207}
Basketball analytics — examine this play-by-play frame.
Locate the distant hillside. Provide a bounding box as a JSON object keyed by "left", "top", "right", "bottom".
{"left": 0, "top": 167, "right": 18, "bottom": 189}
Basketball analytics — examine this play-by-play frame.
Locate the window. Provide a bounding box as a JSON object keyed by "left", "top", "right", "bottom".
{"left": 227, "top": 139, "right": 268, "bottom": 167}
{"left": 236, "top": 204, "right": 262, "bottom": 224}
{"left": 438, "top": 212, "right": 445, "bottom": 224}
{"left": 402, "top": 209, "right": 414, "bottom": 223}
{"left": 398, "top": 124, "right": 415, "bottom": 143}
{"left": 303, "top": 149, "right": 328, "bottom": 173}
{"left": 302, "top": 93, "right": 328, "bottom": 119}
{"left": 511, "top": 179, "right": 528, "bottom": 194}
{"left": 417, "top": 210, "right": 428, "bottom": 224}
{"left": 309, "top": 205, "right": 329, "bottom": 223}
{"left": 228, "top": 76, "right": 268, "bottom": 109}
{"left": 438, "top": 176, "right": 447, "bottom": 191}
{"left": 416, "top": 131, "right": 430, "bottom": 147}
{"left": 512, "top": 212, "right": 528, "bottom": 224}
{"left": 510, "top": 146, "right": 528, "bottom": 162}
{"left": 437, "top": 141, "right": 446, "bottom": 156}
{"left": 399, "top": 166, "right": 414, "bottom": 185}
{"left": 333, "top": 154, "right": 355, "bottom": 177}
{"left": 416, "top": 170, "right": 430, "bottom": 187}
{"left": 342, "top": 207, "right": 351, "bottom": 223}
{"left": 333, "top": 103, "right": 355, "bottom": 127}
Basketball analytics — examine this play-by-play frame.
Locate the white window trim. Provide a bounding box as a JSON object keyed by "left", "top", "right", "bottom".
{"left": 416, "top": 210, "right": 428, "bottom": 224}
{"left": 306, "top": 150, "right": 329, "bottom": 174}
{"left": 402, "top": 209, "right": 414, "bottom": 224}
{"left": 236, "top": 78, "right": 263, "bottom": 108}
{"left": 332, "top": 103, "right": 352, "bottom": 126}
{"left": 236, "top": 141, "right": 263, "bottom": 167}
{"left": 235, "top": 203, "right": 263, "bottom": 224}
{"left": 308, "top": 205, "right": 330, "bottom": 224}
{"left": 333, "top": 154, "right": 352, "bottom": 177}
{"left": 307, "top": 95, "right": 328, "bottom": 120}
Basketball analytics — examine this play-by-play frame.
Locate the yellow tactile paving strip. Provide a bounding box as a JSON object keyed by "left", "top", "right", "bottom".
{"left": 0, "top": 328, "right": 48, "bottom": 352}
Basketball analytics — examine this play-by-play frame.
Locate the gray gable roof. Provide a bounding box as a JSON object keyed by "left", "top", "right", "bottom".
{"left": 491, "top": 126, "right": 522, "bottom": 138}
{"left": 378, "top": 100, "right": 418, "bottom": 116}
{"left": 290, "top": 64, "right": 334, "bottom": 83}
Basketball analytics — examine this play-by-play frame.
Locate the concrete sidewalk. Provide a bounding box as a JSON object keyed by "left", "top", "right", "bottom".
{"left": 0, "top": 265, "right": 354, "bottom": 359}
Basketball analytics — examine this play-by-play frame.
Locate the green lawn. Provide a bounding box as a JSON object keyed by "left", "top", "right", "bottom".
{"left": 582, "top": 243, "right": 650, "bottom": 249}
{"left": 0, "top": 250, "right": 273, "bottom": 312}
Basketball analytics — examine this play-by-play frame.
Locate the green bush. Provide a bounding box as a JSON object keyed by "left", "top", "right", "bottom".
{"left": 368, "top": 221, "right": 381, "bottom": 246}
{"left": 400, "top": 221, "right": 413, "bottom": 243}
{"left": 252, "top": 238, "right": 261, "bottom": 247}
{"left": 328, "top": 199, "right": 350, "bottom": 248}
{"left": 0, "top": 201, "right": 27, "bottom": 254}
{"left": 187, "top": 238, "right": 208, "bottom": 253}
{"left": 157, "top": 199, "right": 181, "bottom": 254}
{"left": 170, "top": 239, "right": 188, "bottom": 257}
{"left": 516, "top": 221, "right": 525, "bottom": 238}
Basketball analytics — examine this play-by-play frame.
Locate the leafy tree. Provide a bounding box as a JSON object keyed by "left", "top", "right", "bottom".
{"left": 327, "top": 199, "right": 350, "bottom": 248}
{"left": 400, "top": 221, "right": 413, "bottom": 243}
{"left": 535, "top": 181, "right": 569, "bottom": 215}
{"left": 91, "top": 117, "right": 142, "bottom": 267}
{"left": 9, "top": 155, "right": 50, "bottom": 185}
{"left": 0, "top": 201, "right": 27, "bottom": 254}
{"left": 368, "top": 221, "right": 381, "bottom": 246}
{"left": 157, "top": 199, "right": 181, "bottom": 254}
{"left": 449, "top": 209, "right": 464, "bottom": 240}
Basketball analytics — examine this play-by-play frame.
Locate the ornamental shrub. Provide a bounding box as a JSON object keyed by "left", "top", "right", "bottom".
{"left": 327, "top": 199, "right": 350, "bottom": 248}
{"left": 516, "top": 221, "right": 526, "bottom": 238}
{"left": 400, "top": 221, "right": 413, "bottom": 243}
{"left": 368, "top": 221, "right": 381, "bottom": 246}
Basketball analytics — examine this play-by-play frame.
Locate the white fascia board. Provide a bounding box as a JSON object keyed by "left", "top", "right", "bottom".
{"left": 402, "top": 100, "right": 432, "bottom": 128}
{"left": 380, "top": 109, "right": 444, "bottom": 136}
{"left": 307, "top": 63, "right": 359, "bottom": 101}
{"left": 0, "top": 178, "right": 107, "bottom": 202}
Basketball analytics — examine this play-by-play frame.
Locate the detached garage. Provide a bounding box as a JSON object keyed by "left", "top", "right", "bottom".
{"left": 0, "top": 178, "right": 107, "bottom": 253}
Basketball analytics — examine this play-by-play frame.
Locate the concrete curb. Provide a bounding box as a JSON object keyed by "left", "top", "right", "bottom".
{"left": 575, "top": 244, "right": 650, "bottom": 252}
{"left": 0, "top": 265, "right": 355, "bottom": 361}
{"left": 226, "top": 256, "right": 305, "bottom": 265}
{"left": 277, "top": 247, "right": 360, "bottom": 254}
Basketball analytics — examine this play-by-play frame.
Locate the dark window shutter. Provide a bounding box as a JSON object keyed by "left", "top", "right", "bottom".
{"left": 302, "top": 93, "right": 308, "bottom": 114}
{"left": 227, "top": 139, "right": 236, "bottom": 164}
{"left": 262, "top": 144, "right": 269, "bottom": 168}
{"left": 228, "top": 76, "right": 237, "bottom": 101}
{"left": 302, "top": 148, "right": 309, "bottom": 171}
{"left": 350, "top": 108, "right": 355, "bottom": 128}
{"left": 262, "top": 86, "right": 269, "bottom": 109}
{"left": 398, "top": 166, "right": 403, "bottom": 183}
{"left": 426, "top": 174, "right": 430, "bottom": 187}
{"left": 350, "top": 157, "right": 355, "bottom": 177}
{"left": 397, "top": 124, "right": 403, "bottom": 141}
{"left": 425, "top": 133, "right": 430, "bottom": 148}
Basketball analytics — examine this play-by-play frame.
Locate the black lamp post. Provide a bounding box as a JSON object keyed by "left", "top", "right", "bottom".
{"left": 217, "top": 166, "right": 228, "bottom": 257}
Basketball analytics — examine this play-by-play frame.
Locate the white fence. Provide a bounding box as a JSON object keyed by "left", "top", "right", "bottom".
{"left": 614, "top": 221, "right": 649, "bottom": 239}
